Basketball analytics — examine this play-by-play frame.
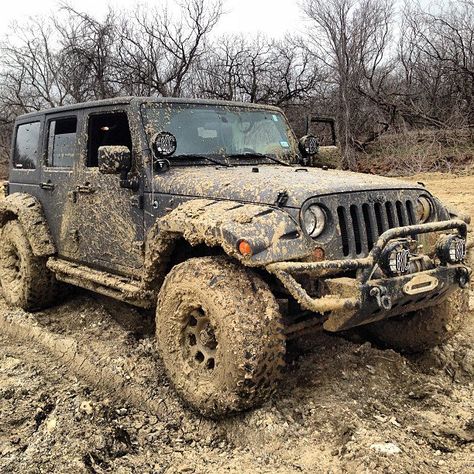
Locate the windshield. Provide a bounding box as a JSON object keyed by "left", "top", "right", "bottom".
{"left": 142, "top": 103, "right": 297, "bottom": 165}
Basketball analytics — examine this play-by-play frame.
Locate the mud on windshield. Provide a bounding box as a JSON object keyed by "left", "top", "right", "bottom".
{"left": 141, "top": 103, "right": 298, "bottom": 166}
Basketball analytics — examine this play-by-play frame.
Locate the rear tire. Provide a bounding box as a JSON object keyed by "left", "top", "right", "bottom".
{"left": 156, "top": 256, "right": 286, "bottom": 417}
{"left": 364, "top": 289, "right": 469, "bottom": 353}
{"left": 0, "top": 220, "right": 59, "bottom": 311}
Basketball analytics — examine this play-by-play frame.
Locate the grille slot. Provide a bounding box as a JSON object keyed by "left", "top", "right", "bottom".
{"left": 337, "top": 199, "right": 416, "bottom": 256}
{"left": 350, "top": 205, "right": 362, "bottom": 255}
{"left": 337, "top": 206, "right": 350, "bottom": 256}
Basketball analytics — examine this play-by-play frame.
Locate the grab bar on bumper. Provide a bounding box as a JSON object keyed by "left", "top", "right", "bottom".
{"left": 360, "top": 219, "right": 467, "bottom": 281}
{"left": 266, "top": 219, "right": 468, "bottom": 315}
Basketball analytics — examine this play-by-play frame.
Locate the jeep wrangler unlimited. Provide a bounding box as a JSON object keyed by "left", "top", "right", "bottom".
{"left": 0, "top": 97, "right": 471, "bottom": 416}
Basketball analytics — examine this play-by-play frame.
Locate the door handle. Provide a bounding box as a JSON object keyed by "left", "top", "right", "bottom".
{"left": 40, "top": 181, "right": 55, "bottom": 191}
{"left": 76, "top": 184, "right": 95, "bottom": 194}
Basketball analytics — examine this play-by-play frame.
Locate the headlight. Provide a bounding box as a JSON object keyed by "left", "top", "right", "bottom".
{"left": 303, "top": 205, "right": 327, "bottom": 238}
{"left": 415, "top": 196, "right": 432, "bottom": 223}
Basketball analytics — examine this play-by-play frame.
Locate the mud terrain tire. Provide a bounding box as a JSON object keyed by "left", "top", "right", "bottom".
{"left": 364, "top": 290, "right": 469, "bottom": 353}
{"left": 0, "top": 220, "right": 58, "bottom": 311}
{"left": 156, "top": 256, "right": 285, "bottom": 417}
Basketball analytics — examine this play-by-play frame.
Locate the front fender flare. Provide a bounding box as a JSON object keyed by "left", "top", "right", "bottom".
{"left": 143, "top": 199, "right": 314, "bottom": 285}
{"left": 0, "top": 193, "right": 56, "bottom": 257}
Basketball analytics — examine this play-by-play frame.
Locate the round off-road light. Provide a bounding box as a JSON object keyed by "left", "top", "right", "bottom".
{"left": 302, "top": 205, "right": 327, "bottom": 238}
{"left": 380, "top": 241, "right": 411, "bottom": 276}
{"left": 152, "top": 131, "right": 177, "bottom": 157}
{"left": 298, "top": 135, "right": 319, "bottom": 157}
{"left": 415, "top": 196, "right": 432, "bottom": 223}
{"left": 437, "top": 235, "right": 466, "bottom": 264}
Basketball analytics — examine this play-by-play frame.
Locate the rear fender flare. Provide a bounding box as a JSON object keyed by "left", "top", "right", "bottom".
{"left": 0, "top": 193, "right": 56, "bottom": 257}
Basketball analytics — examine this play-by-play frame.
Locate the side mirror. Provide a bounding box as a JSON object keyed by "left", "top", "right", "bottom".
{"left": 298, "top": 135, "right": 319, "bottom": 158}
{"left": 98, "top": 146, "right": 131, "bottom": 174}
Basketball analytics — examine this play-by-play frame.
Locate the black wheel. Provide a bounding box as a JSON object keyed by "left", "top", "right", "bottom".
{"left": 156, "top": 256, "right": 286, "bottom": 417}
{"left": 364, "top": 289, "right": 469, "bottom": 353}
{"left": 0, "top": 220, "right": 59, "bottom": 311}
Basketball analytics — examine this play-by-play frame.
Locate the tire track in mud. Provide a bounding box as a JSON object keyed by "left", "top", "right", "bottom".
{"left": 0, "top": 302, "right": 219, "bottom": 436}
{"left": 1, "top": 294, "right": 474, "bottom": 473}
{"left": 0, "top": 297, "right": 284, "bottom": 449}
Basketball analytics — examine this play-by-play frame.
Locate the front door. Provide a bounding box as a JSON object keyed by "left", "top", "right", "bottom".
{"left": 70, "top": 108, "right": 144, "bottom": 276}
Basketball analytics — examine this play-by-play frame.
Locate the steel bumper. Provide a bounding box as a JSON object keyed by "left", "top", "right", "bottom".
{"left": 267, "top": 219, "right": 471, "bottom": 332}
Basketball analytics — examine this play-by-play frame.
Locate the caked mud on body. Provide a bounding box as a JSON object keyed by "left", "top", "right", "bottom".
{"left": 0, "top": 97, "right": 471, "bottom": 416}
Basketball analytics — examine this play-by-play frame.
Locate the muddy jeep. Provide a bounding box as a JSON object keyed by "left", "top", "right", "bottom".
{"left": 0, "top": 97, "right": 471, "bottom": 416}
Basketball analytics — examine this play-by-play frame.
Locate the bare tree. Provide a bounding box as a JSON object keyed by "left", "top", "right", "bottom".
{"left": 116, "top": 0, "right": 223, "bottom": 97}
{"left": 399, "top": 1, "right": 474, "bottom": 127}
{"left": 301, "top": 0, "right": 394, "bottom": 169}
{"left": 193, "top": 35, "right": 248, "bottom": 101}
{"left": 54, "top": 5, "right": 118, "bottom": 101}
{"left": 195, "top": 35, "right": 321, "bottom": 106}
{"left": 0, "top": 17, "right": 70, "bottom": 111}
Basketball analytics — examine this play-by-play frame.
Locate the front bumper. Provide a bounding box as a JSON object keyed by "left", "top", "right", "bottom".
{"left": 267, "top": 219, "right": 471, "bottom": 332}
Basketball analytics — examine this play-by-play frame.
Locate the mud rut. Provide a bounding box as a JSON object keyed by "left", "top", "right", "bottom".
{"left": 1, "top": 173, "right": 474, "bottom": 473}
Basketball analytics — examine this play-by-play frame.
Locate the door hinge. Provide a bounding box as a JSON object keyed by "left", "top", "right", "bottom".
{"left": 130, "top": 195, "right": 145, "bottom": 209}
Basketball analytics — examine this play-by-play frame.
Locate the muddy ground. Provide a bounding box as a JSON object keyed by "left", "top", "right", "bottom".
{"left": 1, "top": 173, "right": 473, "bottom": 473}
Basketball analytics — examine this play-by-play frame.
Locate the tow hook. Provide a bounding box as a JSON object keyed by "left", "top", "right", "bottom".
{"left": 457, "top": 267, "right": 471, "bottom": 289}
{"left": 370, "top": 286, "right": 392, "bottom": 310}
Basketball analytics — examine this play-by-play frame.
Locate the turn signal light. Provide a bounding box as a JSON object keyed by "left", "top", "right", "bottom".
{"left": 312, "top": 247, "right": 326, "bottom": 262}
{"left": 238, "top": 240, "right": 253, "bottom": 256}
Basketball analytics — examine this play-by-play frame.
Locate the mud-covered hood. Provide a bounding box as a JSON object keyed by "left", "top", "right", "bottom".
{"left": 154, "top": 165, "right": 424, "bottom": 208}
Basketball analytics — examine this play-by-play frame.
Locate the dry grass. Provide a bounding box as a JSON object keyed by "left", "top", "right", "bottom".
{"left": 356, "top": 128, "right": 474, "bottom": 176}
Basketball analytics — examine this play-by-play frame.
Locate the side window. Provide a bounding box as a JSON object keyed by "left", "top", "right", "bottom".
{"left": 13, "top": 122, "right": 41, "bottom": 169}
{"left": 46, "top": 117, "right": 78, "bottom": 168}
{"left": 87, "top": 112, "right": 132, "bottom": 167}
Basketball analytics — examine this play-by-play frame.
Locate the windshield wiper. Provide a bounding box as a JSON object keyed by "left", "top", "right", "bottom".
{"left": 172, "top": 154, "right": 231, "bottom": 167}
{"left": 226, "top": 152, "right": 291, "bottom": 167}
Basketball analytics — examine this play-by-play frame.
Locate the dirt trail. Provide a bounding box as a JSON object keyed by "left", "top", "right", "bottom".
{"left": 1, "top": 173, "right": 474, "bottom": 473}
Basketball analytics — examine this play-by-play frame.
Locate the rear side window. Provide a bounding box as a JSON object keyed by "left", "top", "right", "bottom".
{"left": 13, "top": 122, "right": 41, "bottom": 169}
{"left": 46, "top": 117, "right": 78, "bottom": 168}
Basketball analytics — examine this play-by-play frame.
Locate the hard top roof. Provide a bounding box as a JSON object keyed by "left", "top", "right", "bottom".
{"left": 17, "top": 96, "right": 283, "bottom": 121}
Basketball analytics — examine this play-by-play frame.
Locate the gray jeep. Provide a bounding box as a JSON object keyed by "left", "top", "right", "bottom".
{"left": 0, "top": 97, "right": 471, "bottom": 416}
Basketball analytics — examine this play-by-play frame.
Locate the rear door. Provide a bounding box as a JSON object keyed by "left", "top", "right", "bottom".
{"left": 39, "top": 112, "right": 81, "bottom": 259}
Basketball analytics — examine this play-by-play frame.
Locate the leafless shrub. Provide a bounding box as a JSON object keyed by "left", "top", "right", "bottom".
{"left": 357, "top": 128, "right": 474, "bottom": 175}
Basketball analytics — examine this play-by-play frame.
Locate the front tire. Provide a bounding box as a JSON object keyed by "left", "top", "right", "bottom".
{"left": 156, "top": 256, "right": 285, "bottom": 417}
{"left": 364, "top": 289, "right": 469, "bottom": 353}
{"left": 0, "top": 220, "right": 59, "bottom": 311}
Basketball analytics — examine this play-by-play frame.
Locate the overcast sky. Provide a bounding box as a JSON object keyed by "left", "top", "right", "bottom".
{"left": 0, "top": 0, "right": 304, "bottom": 38}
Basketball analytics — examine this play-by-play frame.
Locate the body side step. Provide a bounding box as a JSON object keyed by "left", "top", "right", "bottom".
{"left": 47, "top": 257, "right": 154, "bottom": 308}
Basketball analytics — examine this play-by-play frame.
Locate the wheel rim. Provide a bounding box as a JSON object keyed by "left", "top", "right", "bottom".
{"left": 0, "top": 241, "right": 24, "bottom": 287}
{"left": 182, "top": 308, "right": 218, "bottom": 372}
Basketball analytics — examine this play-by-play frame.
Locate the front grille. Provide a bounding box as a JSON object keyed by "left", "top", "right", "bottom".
{"left": 337, "top": 199, "right": 417, "bottom": 257}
